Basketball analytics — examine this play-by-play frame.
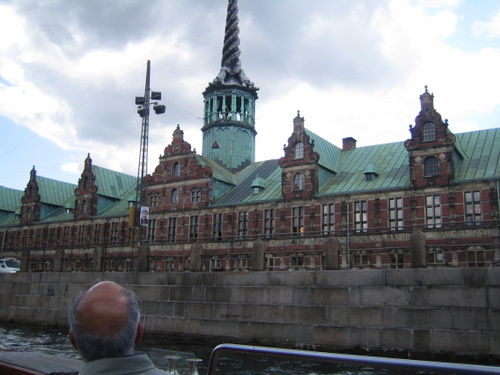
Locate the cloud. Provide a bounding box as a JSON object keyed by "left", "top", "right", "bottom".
{"left": 0, "top": 0, "right": 499, "bottom": 187}
{"left": 472, "top": 10, "right": 500, "bottom": 38}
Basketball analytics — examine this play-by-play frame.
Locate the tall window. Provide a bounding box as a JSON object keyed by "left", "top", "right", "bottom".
{"left": 322, "top": 204, "right": 335, "bottom": 235}
{"left": 147, "top": 219, "right": 156, "bottom": 242}
{"left": 150, "top": 193, "right": 158, "bottom": 207}
{"left": 189, "top": 215, "right": 199, "bottom": 240}
{"left": 264, "top": 209, "right": 275, "bottom": 238}
{"left": 172, "top": 162, "right": 180, "bottom": 177}
{"left": 63, "top": 227, "right": 70, "bottom": 245}
{"left": 110, "top": 222, "right": 119, "bottom": 244}
{"left": 170, "top": 188, "right": 179, "bottom": 204}
{"left": 465, "top": 191, "right": 482, "bottom": 226}
{"left": 388, "top": 197, "right": 403, "bottom": 231}
{"left": 293, "top": 172, "right": 304, "bottom": 191}
{"left": 424, "top": 156, "right": 439, "bottom": 177}
{"left": 167, "top": 217, "right": 176, "bottom": 242}
{"left": 77, "top": 225, "right": 85, "bottom": 244}
{"left": 213, "top": 213, "right": 223, "bottom": 240}
{"left": 294, "top": 141, "right": 304, "bottom": 159}
{"left": 93, "top": 223, "right": 101, "bottom": 244}
{"left": 82, "top": 200, "right": 88, "bottom": 214}
{"left": 191, "top": 188, "right": 201, "bottom": 203}
{"left": 354, "top": 201, "right": 368, "bottom": 233}
{"left": 425, "top": 194, "right": 442, "bottom": 229}
{"left": 422, "top": 122, "right": 436, "bottom": 142}
{"left": 238, "top": 211, "right": 248, "bottom": 239}
{"left": 292, "top": 207, "right": 304, "bottom": 235}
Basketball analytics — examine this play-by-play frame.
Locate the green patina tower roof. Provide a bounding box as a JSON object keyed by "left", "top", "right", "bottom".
{"left": 201, "top": 0, "right": 258, "bottom": 171}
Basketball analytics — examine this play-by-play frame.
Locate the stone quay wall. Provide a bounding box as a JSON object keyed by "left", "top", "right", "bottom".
{"left": 0, "top": 268, "right": 499, "bottom": 358}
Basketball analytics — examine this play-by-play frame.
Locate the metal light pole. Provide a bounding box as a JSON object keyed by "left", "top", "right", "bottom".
{"left": 134, "top": 60, "right": 166, "bottom": 245}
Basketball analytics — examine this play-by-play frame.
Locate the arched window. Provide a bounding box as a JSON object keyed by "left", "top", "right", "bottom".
{"left": 170, "top": 188, "right": 179, "bottom": 204}
{"left": 172, "top": 162, "right": 180, "bottom": 177}
{"left": 424, "top": 156, "right": 439, "bottom": 177}
{"left": 293, "top": 172, "right": 304, "bottom": 191}
{"left": 422, "top": 122, "right": 436, "bottom": 142}
{"left": 294, "top": 142, "right": 304, "bottom": 159}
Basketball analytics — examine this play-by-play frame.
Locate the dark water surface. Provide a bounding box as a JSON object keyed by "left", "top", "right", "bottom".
{"left": 0, "top": 322, "right": 478, "bottom": 375}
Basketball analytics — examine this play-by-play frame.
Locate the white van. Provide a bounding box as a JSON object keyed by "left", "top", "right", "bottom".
{"left": 0, "top": 258, "right": 20, "bottom": 273}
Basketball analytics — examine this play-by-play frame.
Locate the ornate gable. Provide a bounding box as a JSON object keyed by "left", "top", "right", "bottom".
{"left": 74, "top": 154, "right": 98, "bottom": 220}
{"left": 405, "top": 87, "right": 460, "bottom": 188}
{"left": 279, "top": 112, "right": 319, "bottom": 200}
{"left": 145, "top": 125, "right": 213, "bottom": 212}
{"left": 20, "top": 166, "right": 41, "bottom": 225}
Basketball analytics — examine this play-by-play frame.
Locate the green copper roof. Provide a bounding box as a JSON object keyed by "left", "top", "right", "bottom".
{"left": 37, "top": 176, "right": 77, "bottom": 206}
{"left": 92, "top": 165, "right": 137, "bottom": 199}
{"left": 0, "top": 186, "right": 23, "bottom": 212}
{"left": 305, "top": 128, "right": 341, "bottom": 173}
{"left": 454, "top": 128, "right": 500, "bottom": 181}
{"left": 320, "top": 141, "right": 410, "bottom": 195}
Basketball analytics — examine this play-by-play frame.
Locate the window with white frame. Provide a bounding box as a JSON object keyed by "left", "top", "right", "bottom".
{"left": 465, "top": 191, "right": 482, "bottom": 226}
{"left": 110, "top": 222, "right": 119, "bottom": 244}
{"left": 266, "top": 254, "right": 282, "bottom": 270}
{"left": 390, "top": 250, "right": 405, "bottom": 269}
{"left": 93, "top": 224, "right": 101, "bottom": 244}
{"left": 150, "top": 193, "right": 158, "bottom": 207}
{"left": 147, "top": 219, "right": 156, "bottom": 242}
{"left": 172, "top": 162, "right": 180, "bottom": 177}
{"left": 170, "top": 188, "right": 179, "bottom": 204}
{"left": 189, "top": 215, "right": 199, "bottom": 240}
{"left": 167, "top": 217, "right": 176, "bottom": 242}
{"left": 238, "top": 211, "right": 248, "bottom": 239}
{"left": 322, "top": 203, "right": 335, "bottom": 235}
{"left": 422, "top": 122, "right": 436, "bottom": 142}
{"left": 191, "top": 188, "right": 201, "bottom": 203}
{"left": 466, "top": 248, "right": 485, "bottom": 267}
{"left": 293, "top": 172, "right": 304, "bottom": 191}
{"left": 424, "top": 156, "right": 439, "bottom": 177}
{"left": 388, "top": 197, "right": 404, "bottom": 231}
{"left": 213, "top": 213, "right": 223, "bottom": 240}
{"left": 294, "top": 141, "right": 304, "bottom": 159}
{"left": 292, "top": 206, "right": 304, "bottom": 235}
{"left": 353, "top": 251, "right": 369, "bottom": 267}
{"left": 354, "top": 200, "right": 368, "bottom": 233}
{"left": 264, "top": 209, "right": 275, "bottom": 238}
{"left": 425, "top": 194, "right": 442, "bottom": 229}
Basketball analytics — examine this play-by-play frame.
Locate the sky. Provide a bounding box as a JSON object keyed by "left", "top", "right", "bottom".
{"left": 1, "top": 0, "right": 499, "bottom": 191}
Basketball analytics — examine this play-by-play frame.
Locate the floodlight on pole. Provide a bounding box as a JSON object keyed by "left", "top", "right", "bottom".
{"left": 134, "top": 60, "right": 166, "bottom": 247}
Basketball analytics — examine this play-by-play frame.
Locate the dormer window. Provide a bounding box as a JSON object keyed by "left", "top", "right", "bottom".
{"left": 422, "top": 122, "right": 436, "bottom": 142}
{"left": 293, "top": 172, "right": 304, "bottom": 191}
{"left": 424, "top": 156, "right": 439, "bottom": 177}
{"left": 172, "top": 162, "right": 180, "bottom": 177}
{"left": 294, "top": 142, "right": 304, "bottom": 159}
{"left": 365, "top": 173, "right": 376, "bottom": 181}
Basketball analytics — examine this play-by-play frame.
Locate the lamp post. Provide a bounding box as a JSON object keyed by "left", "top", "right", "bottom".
{"left": 135, "top": 60, "right": 165, "bottom": 248}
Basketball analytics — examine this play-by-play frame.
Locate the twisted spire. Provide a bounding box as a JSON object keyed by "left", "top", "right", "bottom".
{"left": 210, "top": 0, "right": 256, "bottom": 89}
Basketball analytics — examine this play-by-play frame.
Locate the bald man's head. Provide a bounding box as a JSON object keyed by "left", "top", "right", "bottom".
{"left": 68, "top": 281, "right": 143, "bottom": 361}
{"left": 76, "top": 281, "right": 129, "bottom": 336}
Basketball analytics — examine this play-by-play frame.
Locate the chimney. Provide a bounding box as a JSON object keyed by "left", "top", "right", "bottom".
{"left": 342, "top": 137, "right": 357, "bottom": 151}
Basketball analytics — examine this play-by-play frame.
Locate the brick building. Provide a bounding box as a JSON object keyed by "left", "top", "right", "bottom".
{"left": 0, "top": 0, "right": 499, "bottom": 272}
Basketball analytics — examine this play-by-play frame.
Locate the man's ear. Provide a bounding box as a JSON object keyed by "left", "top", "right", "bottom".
{"left": 69, "top": 331, "right": 78, "bottom": 350}
{"left": 135, "top": 321, "right": 144, "bottom": 346}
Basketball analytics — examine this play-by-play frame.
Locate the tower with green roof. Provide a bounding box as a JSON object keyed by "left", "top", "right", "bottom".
{"left": 202, "top": 0, "right": 258, "bottom": 170}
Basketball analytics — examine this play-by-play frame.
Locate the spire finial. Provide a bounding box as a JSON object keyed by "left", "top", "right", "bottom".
{"left": 210, "top": 0, "right": 256, "bottom": 89}
{"left": 424, "top": 85, "right": 428, "bottom": 93}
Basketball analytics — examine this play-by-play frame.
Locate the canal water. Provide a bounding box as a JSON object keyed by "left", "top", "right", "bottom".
{"left": 0, "top": 322, "right": 450, "bottom": 375}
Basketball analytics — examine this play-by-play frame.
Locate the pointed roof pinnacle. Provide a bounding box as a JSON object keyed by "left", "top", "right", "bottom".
{"left": 209, "top": 0, "right": 257, "bottom": 90}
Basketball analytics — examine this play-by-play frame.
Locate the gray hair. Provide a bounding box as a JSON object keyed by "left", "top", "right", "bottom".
{"left": 68, "top": 285, "right": 141, "bottom": 361}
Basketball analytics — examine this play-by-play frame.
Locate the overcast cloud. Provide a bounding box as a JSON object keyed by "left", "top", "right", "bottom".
{"left": 0, "top": 0, "right": 499, "bottom": 189}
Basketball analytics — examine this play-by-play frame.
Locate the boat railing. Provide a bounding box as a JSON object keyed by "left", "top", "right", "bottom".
{"left": 207, "top": 343, "right": 499, "bottom": 375}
